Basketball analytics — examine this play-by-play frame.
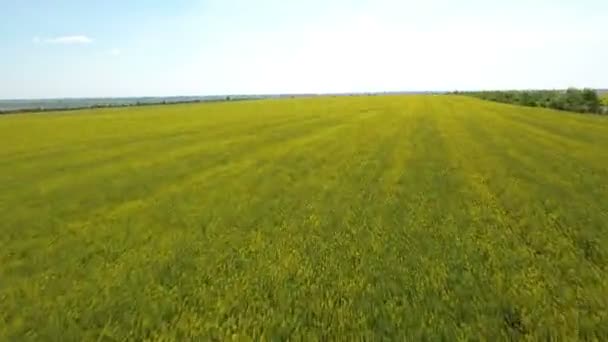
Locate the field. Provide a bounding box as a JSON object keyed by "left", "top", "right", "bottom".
{"left": 1, "top": 96, "right": 608, "bottom": 340}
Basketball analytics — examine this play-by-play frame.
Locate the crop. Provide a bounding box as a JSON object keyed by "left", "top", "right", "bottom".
{"left": 1, "top": 96, "right": 607, "bottom": 340}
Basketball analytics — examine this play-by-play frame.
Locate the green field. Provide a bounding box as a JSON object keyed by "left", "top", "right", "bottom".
{"left": 1, "top": 96, "right": 608, "bottom": 340}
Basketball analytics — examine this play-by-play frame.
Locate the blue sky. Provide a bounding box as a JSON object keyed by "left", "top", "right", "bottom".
{"left": 1, "top": 0, "right": 607, "bottom": 99}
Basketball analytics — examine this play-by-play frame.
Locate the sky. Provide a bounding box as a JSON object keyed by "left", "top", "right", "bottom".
{"left": 1, "top": 0, "right": 607, "bottom": 99}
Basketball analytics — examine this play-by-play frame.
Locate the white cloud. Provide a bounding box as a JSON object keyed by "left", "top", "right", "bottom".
{"left": 40, "top": 35, "right": 93, "bottom": 45}
{"left": 108, "top": 48, "right": 121, "bottom": 56}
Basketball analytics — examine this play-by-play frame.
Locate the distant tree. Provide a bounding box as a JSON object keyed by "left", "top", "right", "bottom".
{"left": 581, "top": 89, "right": 600, "bottom": 113}
{"left": 548, "top": 96, "right": 566, "bottom": 110}
{"left": 464, "top": 88, "right": 602, "bottom": 114}
{"left": 518, "top": 91, "right": 536, "bottom": 106}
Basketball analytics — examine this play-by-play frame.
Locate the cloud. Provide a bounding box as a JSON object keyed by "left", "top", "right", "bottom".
{"left": 108, "top": 48, "right": 121, "bottom": 56}
{"left": 37, "top": 35, "right": 93, "bottom": 45}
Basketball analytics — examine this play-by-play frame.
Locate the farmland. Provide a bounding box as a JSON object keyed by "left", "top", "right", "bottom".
{"left": 1, "top": 95, "right": 608, "bottom": 340}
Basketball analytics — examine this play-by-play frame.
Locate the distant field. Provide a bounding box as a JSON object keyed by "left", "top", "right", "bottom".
{"left": 1, "top": 96, "right": 607, "bottom": 340}
{"left": 0, "top": 96, "right": 240, "bottom": 112}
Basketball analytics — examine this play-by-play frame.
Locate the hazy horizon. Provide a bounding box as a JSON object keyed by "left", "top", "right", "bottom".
{"left": 2, "top": 0, "right": 607, "bottom": 99}
{"left": 0, "top": 91, "right": 439, "bottom": 103}
{"left": 4, "top": 88, "right": 608, "bottom": 103}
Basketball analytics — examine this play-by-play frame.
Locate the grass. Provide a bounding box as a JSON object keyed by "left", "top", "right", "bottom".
{"left": 1, "top": 95, "right": 608, "bottom": 340}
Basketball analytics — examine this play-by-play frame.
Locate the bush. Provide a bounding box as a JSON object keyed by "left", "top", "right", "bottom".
{"left": 458, "top": 88, "right": 603, "bottom": 114}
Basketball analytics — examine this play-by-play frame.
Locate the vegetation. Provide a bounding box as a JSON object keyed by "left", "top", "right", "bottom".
{"left": 1, "top": 96, "right": 608, "bottom": 340}
{"left": 0, "top": 98, "right": 240, "bottom": 115}
{"left": 458, "top": 88, "right": 603, "bottom": 114}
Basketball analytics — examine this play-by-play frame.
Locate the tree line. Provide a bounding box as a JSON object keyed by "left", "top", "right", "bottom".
{"left": 454, "top": 88, "right": 606, "bottom": 114}
{"left": 0, "top": 97, "right": 245, "bottom": 115}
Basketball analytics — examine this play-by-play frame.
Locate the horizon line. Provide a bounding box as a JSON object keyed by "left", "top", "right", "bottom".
{"left": 2, "top": 88, "right": 607, "bottom": 102}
